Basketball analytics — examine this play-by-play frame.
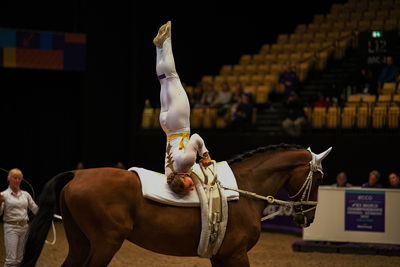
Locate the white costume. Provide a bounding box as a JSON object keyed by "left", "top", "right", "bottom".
{"left": 156, "top": 23, "right": 209, "bottom": 177}
{"left": 0, "top": 187, "right": 38, "bottom": 267}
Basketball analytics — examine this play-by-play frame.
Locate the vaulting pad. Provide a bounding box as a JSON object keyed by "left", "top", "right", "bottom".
{"left": 128, "top": 161, "right": 239, "bottom": 207}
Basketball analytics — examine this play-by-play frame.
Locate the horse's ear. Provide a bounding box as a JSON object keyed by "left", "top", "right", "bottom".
{"left": 316, "top": 147, "right": 332, "bottom": 162}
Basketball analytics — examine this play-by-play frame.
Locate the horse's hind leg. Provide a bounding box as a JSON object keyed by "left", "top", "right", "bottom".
{"left": 84, "top": 238, "right": 124, "bottom": 267}
{"left": 60, "top": 191, "right": 90, "bottom": 267}
{"left": 62, "top": 195, "right": 125, "bottom": 267}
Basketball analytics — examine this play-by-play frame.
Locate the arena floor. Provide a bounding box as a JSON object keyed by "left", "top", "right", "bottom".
{"left": 0, "top": 222, "right": 398, "bottom": 266}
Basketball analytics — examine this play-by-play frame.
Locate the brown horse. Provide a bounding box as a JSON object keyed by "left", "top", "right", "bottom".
{"left": 21, "top": 144, "right": 331, "bottom": 267}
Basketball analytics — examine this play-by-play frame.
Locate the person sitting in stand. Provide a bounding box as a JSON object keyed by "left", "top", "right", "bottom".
{"left": 154, "top": 21, "right": 212, "bottom": 196}
{"left": 279, "top": 61, "right": 300, "bottom": 98}
{"left": 229, "top": 91, "right": 253, "bottom": 130}
{"left": 281, "top": 91, "right": 307, "bottom": 136}
{"left": 361, "top": 169, "right": 383, "bottom": 188}
{"left": 331, "top": 171, "right": 352, "bottom": 187}
{"left": 387, "top": 172, "right": 400, "bottom": 189}
{"left": 377, "top": 55, "right": 399, "bottom": 90}
{"left": 212, "top": 82, "right": 233, "bottom": 117}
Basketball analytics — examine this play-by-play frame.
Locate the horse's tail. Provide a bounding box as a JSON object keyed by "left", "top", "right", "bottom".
{"left": 21, "top": 171, "right": 75, "bottom": 267}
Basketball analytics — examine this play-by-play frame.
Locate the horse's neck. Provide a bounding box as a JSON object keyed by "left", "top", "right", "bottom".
{"left": 231, "top": 155, "right": 289, "bottom": 212}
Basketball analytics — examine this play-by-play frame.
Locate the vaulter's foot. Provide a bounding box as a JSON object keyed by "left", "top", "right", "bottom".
{"left": 153, "top": 21, "right": 171, "bottom": 48}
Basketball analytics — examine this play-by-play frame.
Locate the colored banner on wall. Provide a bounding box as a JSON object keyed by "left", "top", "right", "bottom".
{"left": 345, "top": 190, "right": 385, "bottom": 232}
{"left": 0, "top": 28, "right": 86, "bottom": 71}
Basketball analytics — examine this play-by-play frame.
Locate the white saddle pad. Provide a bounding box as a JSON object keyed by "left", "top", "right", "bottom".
{"left": 128, "top": 161, "right": 239, "bottom": 207}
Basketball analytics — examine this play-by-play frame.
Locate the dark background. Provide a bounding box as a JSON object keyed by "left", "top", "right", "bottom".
{"left": 3, "top": 0, "right": 397, "bottom": 194}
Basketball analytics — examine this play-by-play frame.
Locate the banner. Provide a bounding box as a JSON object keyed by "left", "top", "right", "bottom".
{"left": 0, "top": 28, "right": 86, "bottom": 71}
{"left": 345, "top": 190, "right": 385, "bottom": 232}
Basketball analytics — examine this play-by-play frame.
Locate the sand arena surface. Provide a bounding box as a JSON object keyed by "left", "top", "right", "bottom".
{"left": 0, "top": 222, "right": 398, "bottom": 266}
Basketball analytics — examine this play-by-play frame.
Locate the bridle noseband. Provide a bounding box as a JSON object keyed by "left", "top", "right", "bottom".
{"left": 288, "top": 152, "right": 323, "bottom": 220}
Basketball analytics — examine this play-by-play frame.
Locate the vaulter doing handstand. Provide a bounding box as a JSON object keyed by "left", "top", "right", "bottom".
{"left": 153, "top": 21, "right": 212, "bottom": 196}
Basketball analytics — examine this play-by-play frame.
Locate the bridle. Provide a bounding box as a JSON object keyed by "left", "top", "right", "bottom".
{"left": 220, "top": 149, "right": 325, "bottom": 223}
{"left": 288, "top": 152, "right": 322, "bottom": 217}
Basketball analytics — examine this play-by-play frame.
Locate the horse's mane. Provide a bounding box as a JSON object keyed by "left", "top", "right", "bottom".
{"left": 227, "top": 143, "right": 304, "bottom": 165}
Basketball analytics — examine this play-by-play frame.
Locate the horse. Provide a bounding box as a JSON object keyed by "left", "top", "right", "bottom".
{"left": 21, "top": 143, "right": 331, "bottom": 267}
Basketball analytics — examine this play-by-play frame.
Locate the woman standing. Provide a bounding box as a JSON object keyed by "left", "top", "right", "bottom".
{"left": 0, "top": 168, "right": 38, "bottom": 266}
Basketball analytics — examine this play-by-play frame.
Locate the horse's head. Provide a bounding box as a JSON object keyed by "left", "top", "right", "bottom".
{"left": 285, "top": 147, "right": 332, "bottom": 227}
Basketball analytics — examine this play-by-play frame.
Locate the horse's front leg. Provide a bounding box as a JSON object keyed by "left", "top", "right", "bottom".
{"left": 210, "top": 251, "right": 249, "bottom": 267}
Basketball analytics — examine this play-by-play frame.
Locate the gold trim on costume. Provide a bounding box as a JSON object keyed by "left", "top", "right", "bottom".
{"left": 166, "top": 143, "right": 175, "bottom": 174}
{"left": 167, "top": 132, "right": 190, "bottom": 150}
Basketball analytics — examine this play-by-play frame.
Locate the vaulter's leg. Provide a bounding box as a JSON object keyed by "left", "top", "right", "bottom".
{"left": 155, "top": 21, "right": 190, "bottom": 134}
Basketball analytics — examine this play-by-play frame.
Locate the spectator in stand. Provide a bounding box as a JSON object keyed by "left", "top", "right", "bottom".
{"left": 231, "top": 81, "right": 245, "bottom": 102}
{"left": 189, "top": 83, "right": 203, "bottom": 108}
{"left": 279, "top": 61, "right": 300, "bottom": 98}
{"left": 354, "top": 66, "right": 378, "bottom": 95}
{"left": 212, "top": 82, "right": 233, "bottom": 117}
{"left": 200, "top": 82, "right": 217, "bottom": 107}
{"left": 377, "top": 55, "right": 399, "bottom": 90}
{"left": 229, "top": 91, "right": 253, "bottom": 130}
{"left": 281, "top": 91, "right": 307, "bottom": 136}
{"left": 387, "top": 172, "right": 400, "bottom": 189}
{"left": 361, "top": 169, "right": 383, "bottom": 188}
{"left": 332, "top": 171, "right": 352, "bottom": 187}
{"left": 313, "top": 93, "right": 332, "bottom": 109}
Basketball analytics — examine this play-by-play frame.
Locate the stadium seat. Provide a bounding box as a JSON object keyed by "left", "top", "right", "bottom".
{"left": 372, "top": 106, "right": 387, "bottom": 128}
{"left": 311, "top": 107, "right": 326, "bottom": 128}
{"left": 191, "top": 108, "right": 204, "bottom": 129}
{"left": 232, "top": 64, "right": 245, "bottom": 75}
{"left": 203, "top": 108, "right": 217, "bottom": 128}
{"left": 356, "top": 106, "right": 368, "bottom": 128}
{"left": 201, "top": 75, "right": 213, "bottom": 84}
{"left": 255, "top": 84, "right": 273, "bottom": 104}
{"left": 341, "top": 107, "right": 356, "bottom": 128}
{"left": 153, "top": 108, "right": 161, "bottom": 128}
{"left": 244, "top": 64, "right": 257, "bottom": 75}
{"left": 381, "top": 82, "right": 396, "bottom": 94}
{"left": 259, "top": 44, "right": 270, "bottom": 55}
{"left": 249, "top": 74, "right": 264, "bottom": 85}
{"left": 220, "top": 65, "right": 233, "bottom": 75}
{"left": 252, "top": 54, "right": 264, "bottom": 64}
{"left": 388, "top": 106, "right": 400, "bottom": 128}
{"left": 141, "top": 107, "right": 154, "bottom": 128}
{"left": 239, "top": 54, "right": 252, "bottom": 65}
{"left": 256, "top": 64, "right": 270, "bottom": 74}
{"left": 326, "top": 107, "right": 340, "bottom": 128}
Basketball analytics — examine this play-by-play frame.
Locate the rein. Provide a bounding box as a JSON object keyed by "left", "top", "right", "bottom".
{"left": 220, "top": 152, "right": 322, "bottom": 222}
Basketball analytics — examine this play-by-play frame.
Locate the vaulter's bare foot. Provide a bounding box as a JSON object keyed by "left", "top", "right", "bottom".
{"left": 153, "top": 21, "right": 171, "bottom": 48}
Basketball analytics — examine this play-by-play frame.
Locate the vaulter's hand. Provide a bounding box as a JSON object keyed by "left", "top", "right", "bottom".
{"left": 200, "top": 152, "right": 212, "bottom": 167}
